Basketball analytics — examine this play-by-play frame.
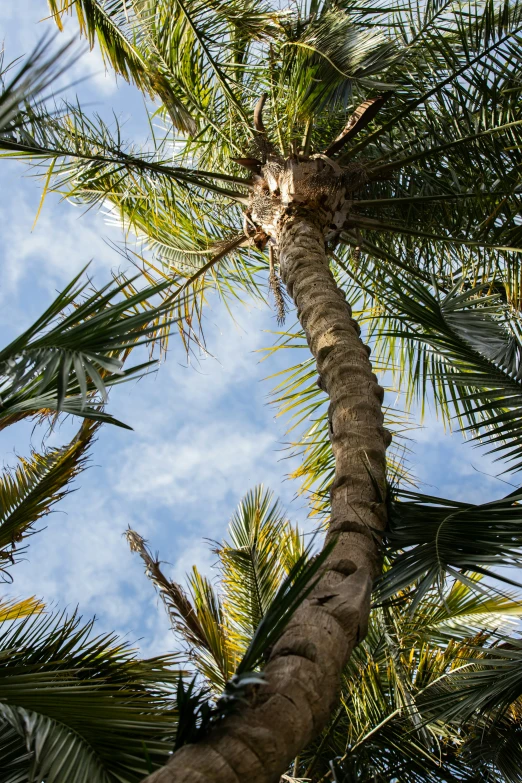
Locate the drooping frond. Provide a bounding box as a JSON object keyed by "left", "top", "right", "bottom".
{"left": 47, "top": 0, "right": 199, "bottom": 134}
{"left": 0, "top": 100, "right": 250, "bottom": 204}
{"left": 0, "top": 420, "right": 97, "bottom": 573}
{"left": 380, "top": 484, "right": 522, "bottom": 605}
{"left": 47, "top": 0, "right": 279, "bottom": 141}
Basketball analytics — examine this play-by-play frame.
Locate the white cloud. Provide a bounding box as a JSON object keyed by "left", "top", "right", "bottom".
{"left": 6, "top": 495, "right": 141, "bottom": 626}
{"left": 113, "top": 423, "right": 277, "bottom": 510}
{"left": 0, "top": 1, "right": 119, "bottom": 98}
{"left": 0, "top": 171, "right": 128, "bottom": 326}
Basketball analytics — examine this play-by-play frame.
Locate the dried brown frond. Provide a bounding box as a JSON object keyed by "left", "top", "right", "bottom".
{"left": 324, "top": 93, "right": 393, "bottom": 157}
{"left": 343, "top": 162, "right": 368, "bottom": 192}
{"left": 269, "top": 246, "right": 289, "bottom": 325}
{"left": 125, "top": 528, "right": 211, "bottom": 651}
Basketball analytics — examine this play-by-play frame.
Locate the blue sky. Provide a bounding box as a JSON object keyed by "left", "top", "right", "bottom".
{"left": 0, "top": 3, "right": 518, "bottom": 658}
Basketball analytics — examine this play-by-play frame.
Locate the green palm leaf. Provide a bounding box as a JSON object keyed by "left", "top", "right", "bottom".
{"left": 218, "top": 485, "right": 304, "bottom": 648}
{"left": 0, "top": 420, "right": 97, "bottom": 572}
{"left": 0, "top": 267, "right": 184, "bottom": 428}
{"left": 380, "top": 485, "right": 522, "bottom": 603}
{"left": 0, "top": 609, "right": 180, "bottom": 783}
{"left": 298, "top": 580, "right": 522, "bottom": 783}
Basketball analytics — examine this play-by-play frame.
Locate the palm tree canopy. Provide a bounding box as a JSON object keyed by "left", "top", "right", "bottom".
{"left": 0, "top": 0, "right": 517, "bottom": 481}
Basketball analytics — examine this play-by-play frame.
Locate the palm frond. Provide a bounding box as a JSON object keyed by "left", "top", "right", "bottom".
{"left": 125, "top": 528, "right": 236, "bottom": 693}
{"left": 279, "top": 8, "right": 397, "bottom": 123}
{"left": 125, "top": 528, "right": 217, "bottom": 656}
{"left": 217, "top": 485, "right": 303, "bottom": 649}
{"left": 405, "top": 578, "right": 522, "bottom": 643}
{"left": 236, "top": 537, "right": 333, "bottom": 676}
{"left": 359, "top": 271, "right": 522, "bottom": 469}
{"left": 297, "top": 579, "right": 514, "bottom": 783}
{"left": 0, "top": 419, "right": 97, "bottom": 573}
{"left": 0, "top": 609, "right": 181, "bottom": 783}
{"left": 185, "top": 567, "right": 238, "bottom": 691}
{"left": 380, "top": 484, "right": 522, "bottom": 604}
{"left": 47, "top": 0, "right": 272, "bottom": 135}
{"left": 0, "top": 266, "right": 183, "bottom": 428}
{"left": 48, "top": 0, "right": 199, "bottom": 134}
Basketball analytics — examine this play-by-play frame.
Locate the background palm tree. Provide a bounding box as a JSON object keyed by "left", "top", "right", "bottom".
{"left": 2, "top": 0, "right": 522, "bottom": 780}
{"left": 128, "top": 485, "right": 522, "bottom": 782}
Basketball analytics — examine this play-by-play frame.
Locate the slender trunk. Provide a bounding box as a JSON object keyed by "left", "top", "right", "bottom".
{"left": 143, "top": 206, "right": 389, "bottom": 783}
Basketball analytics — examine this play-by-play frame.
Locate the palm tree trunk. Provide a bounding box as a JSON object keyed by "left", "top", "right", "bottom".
{"left": 278, "top": 212, "right": 388, "bottom": 577}
{"left": 143, "top": 207, "right": 389, "bottom": 783}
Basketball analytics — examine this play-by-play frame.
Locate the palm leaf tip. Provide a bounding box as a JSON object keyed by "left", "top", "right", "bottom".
{"left": 0, "top": 418, "right": 98, "bottom": 571}
{"left": 0, "top": 33, "right": 78, "bottom": 135}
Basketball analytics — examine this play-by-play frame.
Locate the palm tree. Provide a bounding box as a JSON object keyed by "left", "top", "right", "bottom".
{"left": 128, "top": 486, "right": 522, "bottom": 782}
{"left": 2, "top": 0, "right": 522, "bottom": 779}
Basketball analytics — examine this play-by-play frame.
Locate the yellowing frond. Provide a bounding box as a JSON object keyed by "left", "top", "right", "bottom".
{"left": 0, "top": 419, "right": 98, "bottom": 570}
{"left": 0, "top": 596, "right": 45, "bottom": 622}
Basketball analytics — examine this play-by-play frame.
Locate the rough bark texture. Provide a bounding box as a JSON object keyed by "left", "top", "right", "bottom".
{"left": 142, "top": 158, "right": 389, "bottom": 783}
{"left": 277, "top": 211, "right": 388, "bottom": 578}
